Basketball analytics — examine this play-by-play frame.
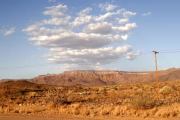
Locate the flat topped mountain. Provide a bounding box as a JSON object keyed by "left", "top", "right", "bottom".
{"left": 31, "top": 68, "right": 180, "bottom": 86}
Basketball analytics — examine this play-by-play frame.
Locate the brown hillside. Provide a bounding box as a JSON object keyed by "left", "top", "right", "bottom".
{"left": 0, "top": 80, "right": 49, "bottom": 97}
{"left": 32, "top": 68, "right": 180, "bottom": 86}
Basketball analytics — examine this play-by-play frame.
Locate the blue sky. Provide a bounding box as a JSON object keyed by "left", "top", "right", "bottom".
{"left": 1, "top": 0, "right": 180, "bottom": 79}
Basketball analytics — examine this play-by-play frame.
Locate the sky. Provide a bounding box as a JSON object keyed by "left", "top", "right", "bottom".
{"left": 1, "top": 0, "right": 180, "bottom": 79}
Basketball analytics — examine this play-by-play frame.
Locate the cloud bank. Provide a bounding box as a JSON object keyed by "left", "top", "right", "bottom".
{"left": 23, "top": 3, "right": 139, "bottom": 70}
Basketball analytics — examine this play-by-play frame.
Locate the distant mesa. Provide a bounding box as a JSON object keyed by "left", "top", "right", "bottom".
{"left": 30, "top": 68, "right": 180, "bottom": 86}
{"left": 1, "top": 68, "right": 180, "bottom": 86}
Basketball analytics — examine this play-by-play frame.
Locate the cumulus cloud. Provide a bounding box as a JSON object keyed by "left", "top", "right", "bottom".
{"left": 23, "top": 3, "right": 138, "bottom": 69}
{"left": 142, "top": 12, "right": 152, "bottom": 16}
{"left": 48, "top": 45, "right": 133, "bottom": 64}
{"left": 0, "top": 27, "right": 16, "bottom": 37}
{"left": 99, "top": 3, "right": 117, "bottom": 12}
{"left": 48, "top": 0, "right": 56, "bottom": 3}
{"left": 126, "top": 51, "right": 140, "bottom": 60}
{"left": 43, "top": 4, "right": 68, "bottom": 17}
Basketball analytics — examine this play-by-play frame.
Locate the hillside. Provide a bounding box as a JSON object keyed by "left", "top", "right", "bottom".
{"left": 1, "top": 79, "right": 180, "bottom": 119}
{"left": 32, "top": 68, "right": 180, "bottom": 86}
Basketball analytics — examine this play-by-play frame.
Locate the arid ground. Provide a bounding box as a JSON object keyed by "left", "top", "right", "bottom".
{"left": 0, "top": 114, "right": 180, "bottom": 120}
{"left": 1, "top": 79, "right": 180, "bottom": 120}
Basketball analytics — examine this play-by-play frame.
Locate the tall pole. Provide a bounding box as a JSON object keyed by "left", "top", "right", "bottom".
{"left": 152, "top": 51, "right": 159, "bottom": 82}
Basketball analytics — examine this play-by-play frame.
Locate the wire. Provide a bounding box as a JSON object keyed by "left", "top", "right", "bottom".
{"left": 160, "top": 50, "right": 180, "bottom": 54}
{"left": 151, "top": 49, "right": 180, "bottom": 53}
{"left": 140, "top": 49, "right": 180, "bottom": 54}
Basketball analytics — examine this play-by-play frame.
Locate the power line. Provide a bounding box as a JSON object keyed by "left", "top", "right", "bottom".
{"left": 160, "top": 50, "right": 180, "bottom": 53}
{"left": 150, "top": 49, "right": 180, "bottom": 54}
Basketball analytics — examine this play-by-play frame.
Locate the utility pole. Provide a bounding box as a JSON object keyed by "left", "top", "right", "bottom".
{"left": 152, "top": 50, "right": 159, "bottom": 82}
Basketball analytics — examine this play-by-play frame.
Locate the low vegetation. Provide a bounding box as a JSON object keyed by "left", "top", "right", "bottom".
{"left": 1, "top": 80, "right": 180, "bottom": 118}
{"left": 131, "top": 95, "right": 156, "bottom": 109}
{"left": 159, "top": 85, "right": 174, "bottom": 95}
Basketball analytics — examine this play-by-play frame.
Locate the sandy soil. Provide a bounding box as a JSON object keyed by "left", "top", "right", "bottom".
{"left": 0, "top": 114, "right": 179, "bottom": 120}
{"left": 1, "top": 80, "right": 180, "bottom": 119}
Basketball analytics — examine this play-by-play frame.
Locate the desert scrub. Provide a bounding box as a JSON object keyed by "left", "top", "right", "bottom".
{"left": 131, "top": 95, "right": 156, "bottom": 109}
{"left": 134, "top": 88, "right": 143, "bottom": 95}
{"left": 159, "top": 86, "right": 174, "bottom": 95}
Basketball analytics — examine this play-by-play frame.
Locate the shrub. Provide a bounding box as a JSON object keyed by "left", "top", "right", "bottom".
{"left": 131, "top": 96, "right": 156, "bottom": 109}
{"left": 159, "top": 86, "right": 174, "bottom": 95}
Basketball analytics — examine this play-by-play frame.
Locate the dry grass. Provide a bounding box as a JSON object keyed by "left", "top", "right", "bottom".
{"left": 1, "top": 80, "right": 180, "bottom": 118}
{"left": 131, "top": 95, "right": 156, "bottom": 109}
{"left": 159, "top": 86, "right": 174, "bottom": 95}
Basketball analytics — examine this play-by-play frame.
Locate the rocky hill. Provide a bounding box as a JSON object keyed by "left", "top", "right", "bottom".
{"left": 32, "top": 68, "right": 180, "bottom": 86}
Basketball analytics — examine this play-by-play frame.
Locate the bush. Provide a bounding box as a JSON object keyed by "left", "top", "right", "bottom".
{"left": 131, "top": 96, "right": 156, "bottom": 109}
{"left": 159, "top": 86, "right": 174, "bottom": 95}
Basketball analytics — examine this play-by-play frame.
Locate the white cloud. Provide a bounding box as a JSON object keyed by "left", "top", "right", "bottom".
{"left": 142, "top": 12, "right": 151, "bottom": 16}
{"left": 99, "top": 3, "right": 117, "bottom": 12}
{"left": 85, "top": 22, "right": 112, "bottom": 34}
{"left": 48, "top": 45, "right": 135, "bottom": 65}
{"left": 112, "top": 23, "right": 137, "bottom": 32}
{"left": 0, "top": 27, "right": 16, "bottom": 37}
{"left": 42, "top": 16, "right": 71, "bottom": 26}
{"left": 119, "top": 18, "right": 129, "bottom": 24}
{"left": 123, "top": 11, "right": 136, "bottom": 18}
{"left": 24, "top": 3, "right": 139, "bottom": 70}
{"left": 48, "top": 0, "right": 56, "bottom": 3}
{"left": 79, "top": 7, "right": 92, "bottom": 15}
{"left": 43, "top": 4, "right": 68, "bottom": 17}
{"left": 126, "top": 51, "right": 140, "bottom": 60}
